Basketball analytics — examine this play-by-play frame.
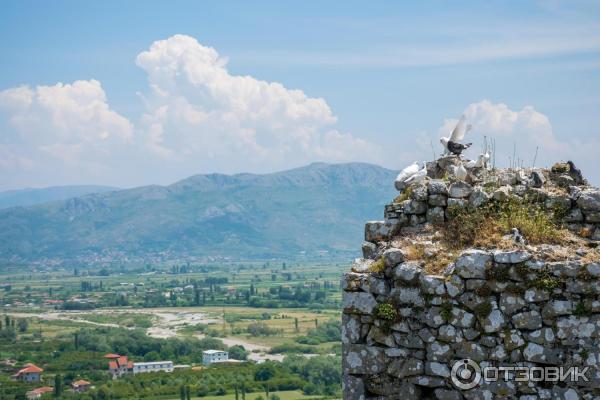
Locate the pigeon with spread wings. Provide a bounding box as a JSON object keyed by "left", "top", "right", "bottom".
{"left": 440, "top": 114, "right": 473, "bottom": 156}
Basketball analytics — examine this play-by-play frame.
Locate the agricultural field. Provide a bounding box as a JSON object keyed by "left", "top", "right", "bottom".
{"left": 0, "top": 260, "right": 346, "bottom": 399}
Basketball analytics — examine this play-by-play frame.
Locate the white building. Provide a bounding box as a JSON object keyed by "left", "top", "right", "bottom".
{"left": 202, "top": 350, "right": 228, "bottom": 365}
{"left": 132, "top": 361, "right": 174, "bottom": 374}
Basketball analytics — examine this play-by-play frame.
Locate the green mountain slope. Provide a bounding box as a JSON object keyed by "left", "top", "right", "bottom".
{"left": 0, "top": 163, "right": 397, "bottom": 261}
{"left": 0, "top": 185, "right": 118, "bottom": 209}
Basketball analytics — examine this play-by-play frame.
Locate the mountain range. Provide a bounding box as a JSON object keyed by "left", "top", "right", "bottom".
{"left": 0, "top": 163, "right": 398, "bottom": 263}
{"left": 0, "top": 185, "right": 118, "bottom": 209}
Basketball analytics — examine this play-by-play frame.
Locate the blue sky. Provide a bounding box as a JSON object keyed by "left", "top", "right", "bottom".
{"left": 1, "top": 0, "right": 599, "bottom": 189}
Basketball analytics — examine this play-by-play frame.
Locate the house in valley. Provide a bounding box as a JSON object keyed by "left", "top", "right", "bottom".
{"left": 12, "top": 363, "right": 43, "bottom": 382}
{"left": 25, "top": 386, "right": 53, "bottom": 399}
{"left": 71, "top": 379, "right": 92, "bottom": 393}
{"left": 202, "top": 350, "right": 228, "bottom": 365}
{"left": 107, "top": 354, "right": 172, "bottom": 378}
{"left": 108, "top": 356, "right": 132, "bottom": 379}
{"left": 132, "top": 361, "right": 173, "bottom": 374}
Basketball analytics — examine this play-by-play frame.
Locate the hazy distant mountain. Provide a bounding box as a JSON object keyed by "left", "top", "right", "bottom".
{"left": 0, "top": 185, "right": 118, "bottom": 209}
{"left": 0, "top": 163, "right": 397, "bottom": 262}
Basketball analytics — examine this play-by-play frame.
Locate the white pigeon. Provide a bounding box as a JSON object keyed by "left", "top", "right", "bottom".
{"left": 404, "top": 164, "right": 427, "bottom": 184}
{"left": 475, "top": 151, "right": 490, "bottom": 168}
{"left": 440, "top": 115, "right": 473, "bottom": 156}
{"left": 395, "top": 161, "right": 421, "bottom": 185}
{"left": 465, "top": 152, "right": 490, "bottom": 169}
{"left": 465, "top": 159, "right": 477, "bottom": 169}
{"left": 453, "top": 164, "right": 468, "bottom": 181}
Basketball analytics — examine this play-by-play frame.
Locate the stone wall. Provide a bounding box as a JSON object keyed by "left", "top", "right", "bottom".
{"left": 341, "top": 158, "right": 600, "bottom": 399}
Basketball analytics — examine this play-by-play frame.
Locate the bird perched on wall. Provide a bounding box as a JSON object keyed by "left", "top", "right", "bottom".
{"left": 465, "top": 152, "right": 491, "bottom": 169}
{"left": 476, "top": 151, "right": 490, "bottom": 168}
{"left": 452, "top": 164, "right": 468, "bottom": 181}
{"left": 567, "top": 160, "right": 584, "bottom": 184}
{"left": 510, "top": 228, "right": 526, "bottom": 245}
{"left": 404, "top": 164, "right": 427, "bottom": 184}
{"left": 441, "top": 115, "right": 472, "bottom": 156}
{"left": 395, "top": 161, "right": 424, "bottom": 190}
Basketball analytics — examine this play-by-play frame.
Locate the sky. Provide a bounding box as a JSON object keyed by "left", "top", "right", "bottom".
{"left": 1, "top": 0, "right": 599, "bottom": 190}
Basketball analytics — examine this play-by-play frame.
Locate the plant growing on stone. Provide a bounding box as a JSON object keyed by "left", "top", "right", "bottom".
{"left": 581, "top": 349, "right": 590, "bottom": 361}
{"left": 444, "top": 197, "right": 566, "bottom": 249}
{"left": 375, "top": 302, "right": 397, "bottom": 322}
{"left": 404, "top": 243, "right": 425, "bottom": 261}
{"left": 574, "top": 302, "right": 592, "bottom": 317}
{"left": 514, "top": 263, "right": 529, "bottom": 280}
{"left": 368, "top": 258, "right": 385, "bottom": 274}
{"left": 505, "top": 284, "right": 525, "bottom": 295}
{"left": 393, "top": 186, "right": 413, "bottom": 204}
{"left": 439, "top": 302, "right": 453, "bottom": 322}
{"left": 500, "top": 198, "right": 564, "bottom": 244}
{"left": 486, "top": 264, "right": 510, "bottom": 282}
{"left": 532, "top": 269, "right": 562, "bottom": 290}
{"left": 474, "top": 284, "right": 492, "bottom": 297}
{"left": 474, "top": 302, "right": 492, "bottom": 318}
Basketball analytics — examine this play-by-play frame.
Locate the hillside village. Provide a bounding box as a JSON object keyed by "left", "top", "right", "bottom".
{"left": 343, "top": 155, "right": 600, "bottom": 399}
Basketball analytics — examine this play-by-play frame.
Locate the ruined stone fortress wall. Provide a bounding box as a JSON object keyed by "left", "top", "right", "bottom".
{"left": 341, "top": 158, "right": 600, "bottom": 399}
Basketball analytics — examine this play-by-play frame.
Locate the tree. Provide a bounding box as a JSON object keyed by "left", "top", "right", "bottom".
{"left": 17, "top": 319, "right": 28, "bottom": 333}
{"left": 54, "top": 374, "right": 63, "bottom": 397}
{"left": 228, "top": 345, "right": 247, "bottom": 360}
{"left": 254, "top": 362, "right": 276, "bottom": 381}
{"left": 179, "top": 385, "right": 185, "bottom": 400}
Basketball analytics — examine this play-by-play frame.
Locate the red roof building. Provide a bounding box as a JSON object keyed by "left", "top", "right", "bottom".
{"left": 25, "top": 386, "right": 53, "bottom": 399}
{"left": 103, "top": 353, "right": 121, "bottom": 359}
{"left": 72, "top": 379, "right": 91, "bottom": 393}
{"left": 108, "top": 355, "right": 132, "bottom": 379}
{"left": 13, "top": 363, "right": 43, "bottom": 382}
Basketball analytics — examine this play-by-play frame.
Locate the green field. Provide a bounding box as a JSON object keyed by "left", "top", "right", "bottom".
{"left": 0, "top": 260, "right": 344, "bottom": 399}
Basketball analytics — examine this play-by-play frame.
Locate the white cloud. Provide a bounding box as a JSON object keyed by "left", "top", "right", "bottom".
{"left": 0, "top": 35, "right": 381, "bottom": 188}
{"left": 234, "top": 20, "right": 600, "bottom": 68}
{"left": 0, "top": 80, "right": 133, "bottom": 166}
{"left": 0, "top": 80, "right": 135, "bottom": 188}
{"left": 134, "top": 34, "right": 379, "bottom": 172}
{"left": 438, "top": 100, "right": 598, "bottom": 179}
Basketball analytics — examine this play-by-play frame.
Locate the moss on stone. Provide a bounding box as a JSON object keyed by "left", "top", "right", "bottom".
{"left": 506, "top": 284, "right": 525, "bottom": 296}
{"left": 475, "top": 284, "right": 492, "bottom": 297}
{"left": 474, "top": 302, "right": 493, "bottom": 318}
{"left": 514, "top": 263, "right": 529, "bottom": 280}
{"left": 487, "top": 265, "right": 510, "bottom": 282}
{"left": 574, "top": 302, "right": 592, "bottom": 317}
{"left": 440, "top": 302, "right": 453, "bottom": 322}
